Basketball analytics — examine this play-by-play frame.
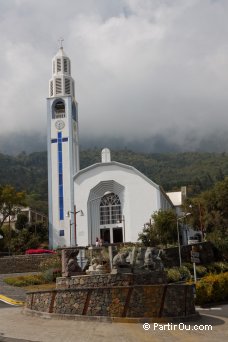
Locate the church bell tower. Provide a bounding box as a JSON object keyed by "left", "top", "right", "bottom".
{"left": 47, "top": 43, "right": 79, "bottom": 248}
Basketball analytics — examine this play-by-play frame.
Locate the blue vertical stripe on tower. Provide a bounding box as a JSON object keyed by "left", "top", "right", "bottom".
{"left": 58, "top": 132, "right": 64, "bottom": 220}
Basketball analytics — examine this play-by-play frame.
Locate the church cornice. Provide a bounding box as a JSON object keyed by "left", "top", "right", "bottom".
{"left": 73, "top": 161, "right": 174, "bottom": 207}
{"left": 74, "top": 161, "right": 159, "bottom": 189}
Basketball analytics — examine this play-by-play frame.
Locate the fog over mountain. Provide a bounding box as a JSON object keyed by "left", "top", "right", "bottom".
{"left": 1, "top": 131, "right": 228, "bottom": 156}
{"left": 1, "top": 0, "right": 228, "bottom": 154}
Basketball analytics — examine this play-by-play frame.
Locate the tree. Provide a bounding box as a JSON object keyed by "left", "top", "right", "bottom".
{"left": 15, "top": 213, "right": 28, "bottom": 230}
{"left": 0, "top": 185, "right": 26, "bottom": 228}
{"left": 0, "top": 185, "right": 26, "bottom": 253}
{"left": 138, "top": 221, "right": 160, "bottom": 247}
{"left": 186, "top": 177, "right": 228, "bottom": 233}
{"left": 10, "top": 228, "right": 40, "bottom": 253}
{"left": 28, "top": 221, "right": 48, "bottom": 241}
{"left": 184, "top": 177, "right": 228, "bottom": 257}
{"left": 138, "top": 210, "right": 177, "bottom": 247}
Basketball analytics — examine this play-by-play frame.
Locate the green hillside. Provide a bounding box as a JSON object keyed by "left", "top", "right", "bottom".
{"left": 1, "top": 149, "right": 228, "bottom": 214}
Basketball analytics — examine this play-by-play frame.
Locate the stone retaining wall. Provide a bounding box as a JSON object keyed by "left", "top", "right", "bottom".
{"left": 0, "top": 254, "right": 55, "bottom": 274}
{"left": 56, "top": 271, "right": 167, "bottom": 289}
{"left": 25, "top": 283, "right": 195, "bottom": 318}
{"left": 163, "top": 241, "right": 215, "bottom": 267}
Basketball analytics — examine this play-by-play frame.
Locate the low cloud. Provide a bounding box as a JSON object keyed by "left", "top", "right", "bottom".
{"left": 1, "top": 0, "right": 228, "bottom": 152}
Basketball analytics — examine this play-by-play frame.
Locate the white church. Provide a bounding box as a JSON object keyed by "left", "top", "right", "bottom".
{"left": 47, "top": 46, "right": 180, "bottom": 249}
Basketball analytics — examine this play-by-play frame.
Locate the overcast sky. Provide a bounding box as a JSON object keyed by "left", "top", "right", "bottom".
{"left": 1, "top": 0, "right": 228, "bottom": 151}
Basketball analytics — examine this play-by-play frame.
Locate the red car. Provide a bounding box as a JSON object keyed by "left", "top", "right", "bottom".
{"left": 25, "top": 249, "right": 56, "bottom": 254}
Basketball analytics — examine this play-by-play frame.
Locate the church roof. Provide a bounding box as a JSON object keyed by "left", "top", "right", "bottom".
{"left": 74, "top": 161, "right": 173, "bottom": 206}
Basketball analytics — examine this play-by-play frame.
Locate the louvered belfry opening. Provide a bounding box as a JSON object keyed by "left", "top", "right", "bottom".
{"left": 56, "top": 78, "right": 62, "bottom": 94}
{"left": 65, "top": 78, "right": 71, "bottom": 94}
{"left": 49, "top": 47, "right": 75, "bottom": 98}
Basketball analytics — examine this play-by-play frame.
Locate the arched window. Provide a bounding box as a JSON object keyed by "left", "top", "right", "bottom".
{"left": 52, "top": 100, "right": 65, "bottom": 119}
{"left": 100, "top": 193, "right": 122, "bottom": 225}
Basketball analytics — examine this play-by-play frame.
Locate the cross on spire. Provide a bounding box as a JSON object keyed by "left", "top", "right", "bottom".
{"left": 58, "top": 37, "right": 64, "bottom": 49}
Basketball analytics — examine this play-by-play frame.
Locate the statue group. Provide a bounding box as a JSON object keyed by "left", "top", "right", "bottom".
{"left": 112, "top": 247, "right": 164, "bottom": 273}
{"left": 61, "top": 246, "right": 164, "bottom": 277}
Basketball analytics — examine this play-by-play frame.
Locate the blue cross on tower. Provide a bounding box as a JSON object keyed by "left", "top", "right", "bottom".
{"left": 51, "top": 132, "right": 68, "bottom": 220}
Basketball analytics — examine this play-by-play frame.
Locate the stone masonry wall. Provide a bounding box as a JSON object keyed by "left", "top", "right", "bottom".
{"left": 0, "top": 254, "right": 55, "bottom": 274}
{"left": 56, "top": 271, "right": 167, "bottom": 289}
{"left": 25, "top": 284, "right": 195, "bottom": 318}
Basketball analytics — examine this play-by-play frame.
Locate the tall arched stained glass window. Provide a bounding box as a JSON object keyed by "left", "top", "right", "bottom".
{"left": 100, "top": 193, "right": 122, "bottom": 225}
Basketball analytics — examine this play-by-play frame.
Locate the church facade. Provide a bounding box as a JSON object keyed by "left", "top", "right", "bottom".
{"left": 47, "top": 47, "right": 174, "bottom": 249}
{"left": 74, "top": 149, "right": 173, "bottom": 246}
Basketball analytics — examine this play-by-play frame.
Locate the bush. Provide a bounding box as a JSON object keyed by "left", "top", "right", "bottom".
{"left": 4, "top": 274, "right": 44, "bottom": 287}
{"left": 212, "top": 262, "right": 228, "bottom": 273}
{"left": 196, "top": 272, "right": 228, "bottom": 305}
{"left": 179, "top": 266, "right": 191, "bottom": 281}
{"left": 195, "top": 265, "right": 207, "bottom": 277}
{"left": 42, "top": 268, "right": 62, "bottom": 282}
{"left": 39, "top": 253, "right": 61, "bottom": 271}
{"left": 166, "top": 268, "right": 181, "bottom": 283}
{"left": 39, "top": 252, "right": 62, "bottom": 282}
{"left": 205, "top": 263, "right": 217, "bottom": 274}
{"left": 182, "top": 263, "right": 193, "bottom": 273}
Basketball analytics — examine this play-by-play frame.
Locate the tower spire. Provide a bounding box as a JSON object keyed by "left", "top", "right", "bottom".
{"left": 58, "top": 37, "right": 64, "bottom": 49}
{"left": 49, "top": 42, "right": 75, "bottom": 98}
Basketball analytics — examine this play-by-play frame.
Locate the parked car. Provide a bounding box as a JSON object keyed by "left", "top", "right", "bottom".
{"left": 25, "top": 249, "right": 56, "bottom": 254}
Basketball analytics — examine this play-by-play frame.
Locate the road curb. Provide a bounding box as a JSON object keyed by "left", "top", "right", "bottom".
{"left": 0, "top": 294, "right": 24, "bottom": 306}
{"left": 23, "top": 308, "right": 200, "bottom": 323}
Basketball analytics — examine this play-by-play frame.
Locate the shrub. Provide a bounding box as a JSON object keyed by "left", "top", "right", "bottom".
{"left": 39, "top": 253, "right": 61, "bottom": 272}
{"left": 179, "top": 266, "right": 191, "bottom": 281}
{"left": 166, "top": 268, "right": 181, "bottom": 283}
{"left": 4, "top": 274, "right": 44, "bottom": 287}
{"left": 42, "top": 268, "right": 62, "bottom": 282}
{"left": 196, "top": 272, "right": 228, "bottom": 305}
{"left": 182, "top": 262, "right": 193, "bottom": 273}
{"left": 199, "top": 262, "right": 228, "bottom": 275}
{"left": 196, "top": 282, "right": 208, "bottom": 306}
{"left": 195, "top": 265, "right": 207, "bottom": 277}
{"left": 212, "top": 262, "right": 228, "bottom": 273}
{"left": 205, "top": 263, "right": 217, "bottom": 274}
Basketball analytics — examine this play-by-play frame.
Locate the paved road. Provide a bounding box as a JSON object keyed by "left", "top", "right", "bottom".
{"left": 0, "top": 274, "right": 228, "bottom": 342}
{"left": 197, "top": 304, "right": 228, "bottom": 318}
{"left": 0, "top": 302, "right": 14, "bottom": 309}
{"left": 0, "top": 305, "right": 227, "bottom": 342}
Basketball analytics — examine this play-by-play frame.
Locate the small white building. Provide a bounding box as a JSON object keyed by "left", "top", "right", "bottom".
{"left": 1, "top": 207, "right": 47, "bottom": 229}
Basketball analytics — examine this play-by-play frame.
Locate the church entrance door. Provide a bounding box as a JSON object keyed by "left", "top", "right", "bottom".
{"left": 113, "top": 227, "right": 123, "bottom": 243}
{"left": 100, "top": 228, "right": 110, "bottom": 244}
{"left": 100, "top": 227, "right": 123, "bottom": 244}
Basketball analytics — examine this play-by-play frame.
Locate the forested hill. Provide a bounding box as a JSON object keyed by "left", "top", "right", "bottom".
{"left": 1, "top": 149, "right": 228, "bottom": 212}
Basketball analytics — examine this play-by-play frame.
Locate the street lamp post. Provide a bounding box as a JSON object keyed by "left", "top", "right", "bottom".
{"left": 176, "top": 213, "right": 191, "bottom": 267}
{"left": 176, "top": 218, "right": 182, "bottom": 267}
{"left": 66, "top": 207, "right": 83, "bottom": 246}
